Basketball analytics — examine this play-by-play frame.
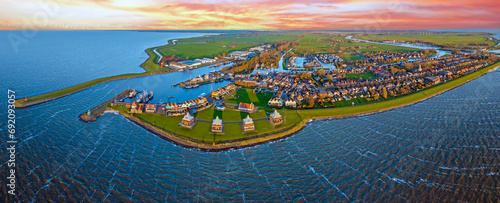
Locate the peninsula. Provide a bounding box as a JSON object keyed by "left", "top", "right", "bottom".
{"left": 16, "top": 31, "right": 500, "bottom": 151}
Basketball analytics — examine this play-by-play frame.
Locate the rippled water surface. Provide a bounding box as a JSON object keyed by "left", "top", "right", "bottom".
{"left": 1, "top": 31, "right": 499, "bottom": 202}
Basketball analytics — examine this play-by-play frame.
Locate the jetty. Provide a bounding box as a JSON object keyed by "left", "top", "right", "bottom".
{"left": 79, "top": 89, "right": 133, "bottom": 122}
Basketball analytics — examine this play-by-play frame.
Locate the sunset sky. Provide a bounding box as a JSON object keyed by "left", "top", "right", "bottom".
{"left": 1, "top": 0, "right": 499, "bottom": 30}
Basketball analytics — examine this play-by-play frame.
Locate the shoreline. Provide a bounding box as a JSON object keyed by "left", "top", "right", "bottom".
{"left": 103, "top": 62, "right": 499, "bottom": 152}
{"left": 14, "top": 33, "right": 214, "bottom": 109}
{"left": 14, "top": 70, "right": 175, "bottom": 108}
{"left": 106, "top": 107, "right": 310, "bottom": 152}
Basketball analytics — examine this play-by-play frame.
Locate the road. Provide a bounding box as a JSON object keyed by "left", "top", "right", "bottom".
{"left": 153, "top": 40, "right": 177, "bottom": 63}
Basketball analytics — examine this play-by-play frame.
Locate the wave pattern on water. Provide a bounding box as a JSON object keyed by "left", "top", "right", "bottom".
{"left": 0, "top": 31, "right": 499, "bottom": 202}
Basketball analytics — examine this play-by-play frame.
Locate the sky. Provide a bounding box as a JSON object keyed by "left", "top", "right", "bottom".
{"left": 1, "top": 0, "right": 499, "bottom": 30}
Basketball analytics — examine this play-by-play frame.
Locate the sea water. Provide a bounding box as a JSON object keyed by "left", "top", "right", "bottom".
{"left": 0, "top": 31, "right": 499, "bottom": 202}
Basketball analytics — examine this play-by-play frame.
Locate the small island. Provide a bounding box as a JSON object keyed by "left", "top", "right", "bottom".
{"left": 18, "top": 31, "right": 500, "bottom": 151}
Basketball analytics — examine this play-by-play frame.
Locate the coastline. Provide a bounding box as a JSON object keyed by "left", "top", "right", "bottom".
{"left": 13, "top": 34, "right": 212, "bottom": 109}
{"left": 106, "top": 107, "right": 309, "bottom": 152}
{"left": 105, "top": 62, "right": 499, "bottom": 152}
{"left": 14, "top": 70, "right": 175, "bottom": 108}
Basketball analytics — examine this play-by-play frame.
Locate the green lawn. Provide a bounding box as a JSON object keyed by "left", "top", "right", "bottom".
{"left": 345, "top": 72, "right": 377, "bottom": 79}
{"left": 340, "top": 54, "right": 363, "bottom": 62}
{"left": 224, "top": 88, "right": 273, "bottom": 107}
{"left": 131, "top": 107, "right": 303, "bottom": 142}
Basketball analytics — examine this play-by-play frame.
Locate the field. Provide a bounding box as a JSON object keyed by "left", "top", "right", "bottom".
{"left": 345, "top": 73, "right": 377, "bottom": 79}
{"left": 159, "top": 33, "right": 302, "bottom": 59}
{"left": 133, "top": 108, "right": 303, "bottom": 142}
{"left": 195, "top": 107, "right": 268, "bottom": 121}
{"left": 356, "top": 32, "right": 495, "bottom": 47}
{"left": 294, "top": 33, "right": 336, "bottom": 54}
{"left": 293, "top": 33, "right": 419, "bottom": 56}
{"left": 224, "top": 88, "right": 273, "bottom": 107}
{"left": 340, "top": 54, "right": 363, "bottom": 62}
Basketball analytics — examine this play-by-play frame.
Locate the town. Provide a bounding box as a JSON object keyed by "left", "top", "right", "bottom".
{"left": 109, "top": 50, "right": 498, "bottom": 135}
{"left": 41, "top": 31, "right": 498, "bottom": 147}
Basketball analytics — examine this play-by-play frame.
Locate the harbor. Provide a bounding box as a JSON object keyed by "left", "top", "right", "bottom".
{"left": 79, "top": 89, "right": 133, "bottom": 122}
{"left": 173, "top": 71, "right": 228, "bottom": 89}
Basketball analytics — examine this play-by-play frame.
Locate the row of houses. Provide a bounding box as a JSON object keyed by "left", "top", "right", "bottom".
{"left": 179, "top": 110, "right": 283, "bottom": 133}
{"left": 169, "top": 58, "right": 217, "bottom": 69}
{"left": 362, "top": 51, "right": 427, "bottom": 64}
{"left": 127, "top": 97, "right": 211, "bottom": 117}
{"left": 230, "top": 54, "right": 495, "bottom": 109}
{"left": 211, "top": 83, "right": 237, "bottom": 100}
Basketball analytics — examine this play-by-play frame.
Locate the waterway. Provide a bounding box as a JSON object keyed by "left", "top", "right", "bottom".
{"left": 1, "top": 31, "right": 499, "bottom": 202}
{"left": 346, "top": 36, "right": 451, "bottom": 57}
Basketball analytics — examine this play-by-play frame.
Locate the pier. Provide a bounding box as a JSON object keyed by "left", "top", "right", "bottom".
{"left": 79, "top": 89, "right": 133, "bottom": 122}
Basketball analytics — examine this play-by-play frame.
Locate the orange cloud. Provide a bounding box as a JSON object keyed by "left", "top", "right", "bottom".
{"left": 0, "top": 0, "right": 498, "bottom": 30}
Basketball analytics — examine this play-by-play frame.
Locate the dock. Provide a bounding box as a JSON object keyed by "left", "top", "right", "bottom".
{"left": 79, "top": 89, "right": 133, "bottom": 122}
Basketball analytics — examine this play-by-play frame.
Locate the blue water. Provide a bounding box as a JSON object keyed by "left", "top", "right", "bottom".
{"left": 1, "top": 31, "right": 499, "bottom": 202}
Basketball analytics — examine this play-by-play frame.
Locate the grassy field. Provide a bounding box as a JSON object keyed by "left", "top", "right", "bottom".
{"left": 195, "top": 107, "right": 268, "bottom": 121}
{"left": 131, "top": 107, "right": 303, "bottom": 142}
{"left": 356, "top": 32, "right": 495, "bottom": 47}
{"left": 340, "top": 54, "right": 363, "bottom": 62}
{"left": 294, "top": 33, "right": 419, "bottom": 55}
{"left": 294, "top": 33, "right": 336, "bottom": 54}
{"left": 224, "top": 88, "right": 273, "bottom": 107}
{"left": 345, "top": 72, "right": 377, "bottom": 79}
{"left": 159, "top": 33, "right": 302, "bottom": 59}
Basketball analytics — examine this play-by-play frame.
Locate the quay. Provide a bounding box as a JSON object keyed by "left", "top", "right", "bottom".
{"left": 79, "top": 89, "right": 133, "bottom": 122}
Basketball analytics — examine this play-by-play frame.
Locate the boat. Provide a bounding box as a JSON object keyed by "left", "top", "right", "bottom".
{"left": 136, "top": 94, "right": 143, "bottom": 103}
{"left": 199, "top": 93, "right": 206, "bottom": 97}
{"left": 178, "top": 69, "right": 185, "bottom": 72}
{"left": 129, "top": 89, "right": 137, "bottom": 98}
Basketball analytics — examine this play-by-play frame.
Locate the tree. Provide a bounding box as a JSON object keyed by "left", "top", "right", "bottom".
{"left": 390, "top": 66, "right": 399, "bottom": 74}
{"left": 382, "top": 87, "right": 388, "bottom": 99}
{"left": 307, "top": 96, "right": 315, "bottom": 108}
{"left": 317, "top": 69, "right": 326, "bottom": 77}
{"left": 403, "top": 63, "right": 414, "bottom": 71}
{"left": 326, "top": 75, "right": 333, "bottom": 82}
